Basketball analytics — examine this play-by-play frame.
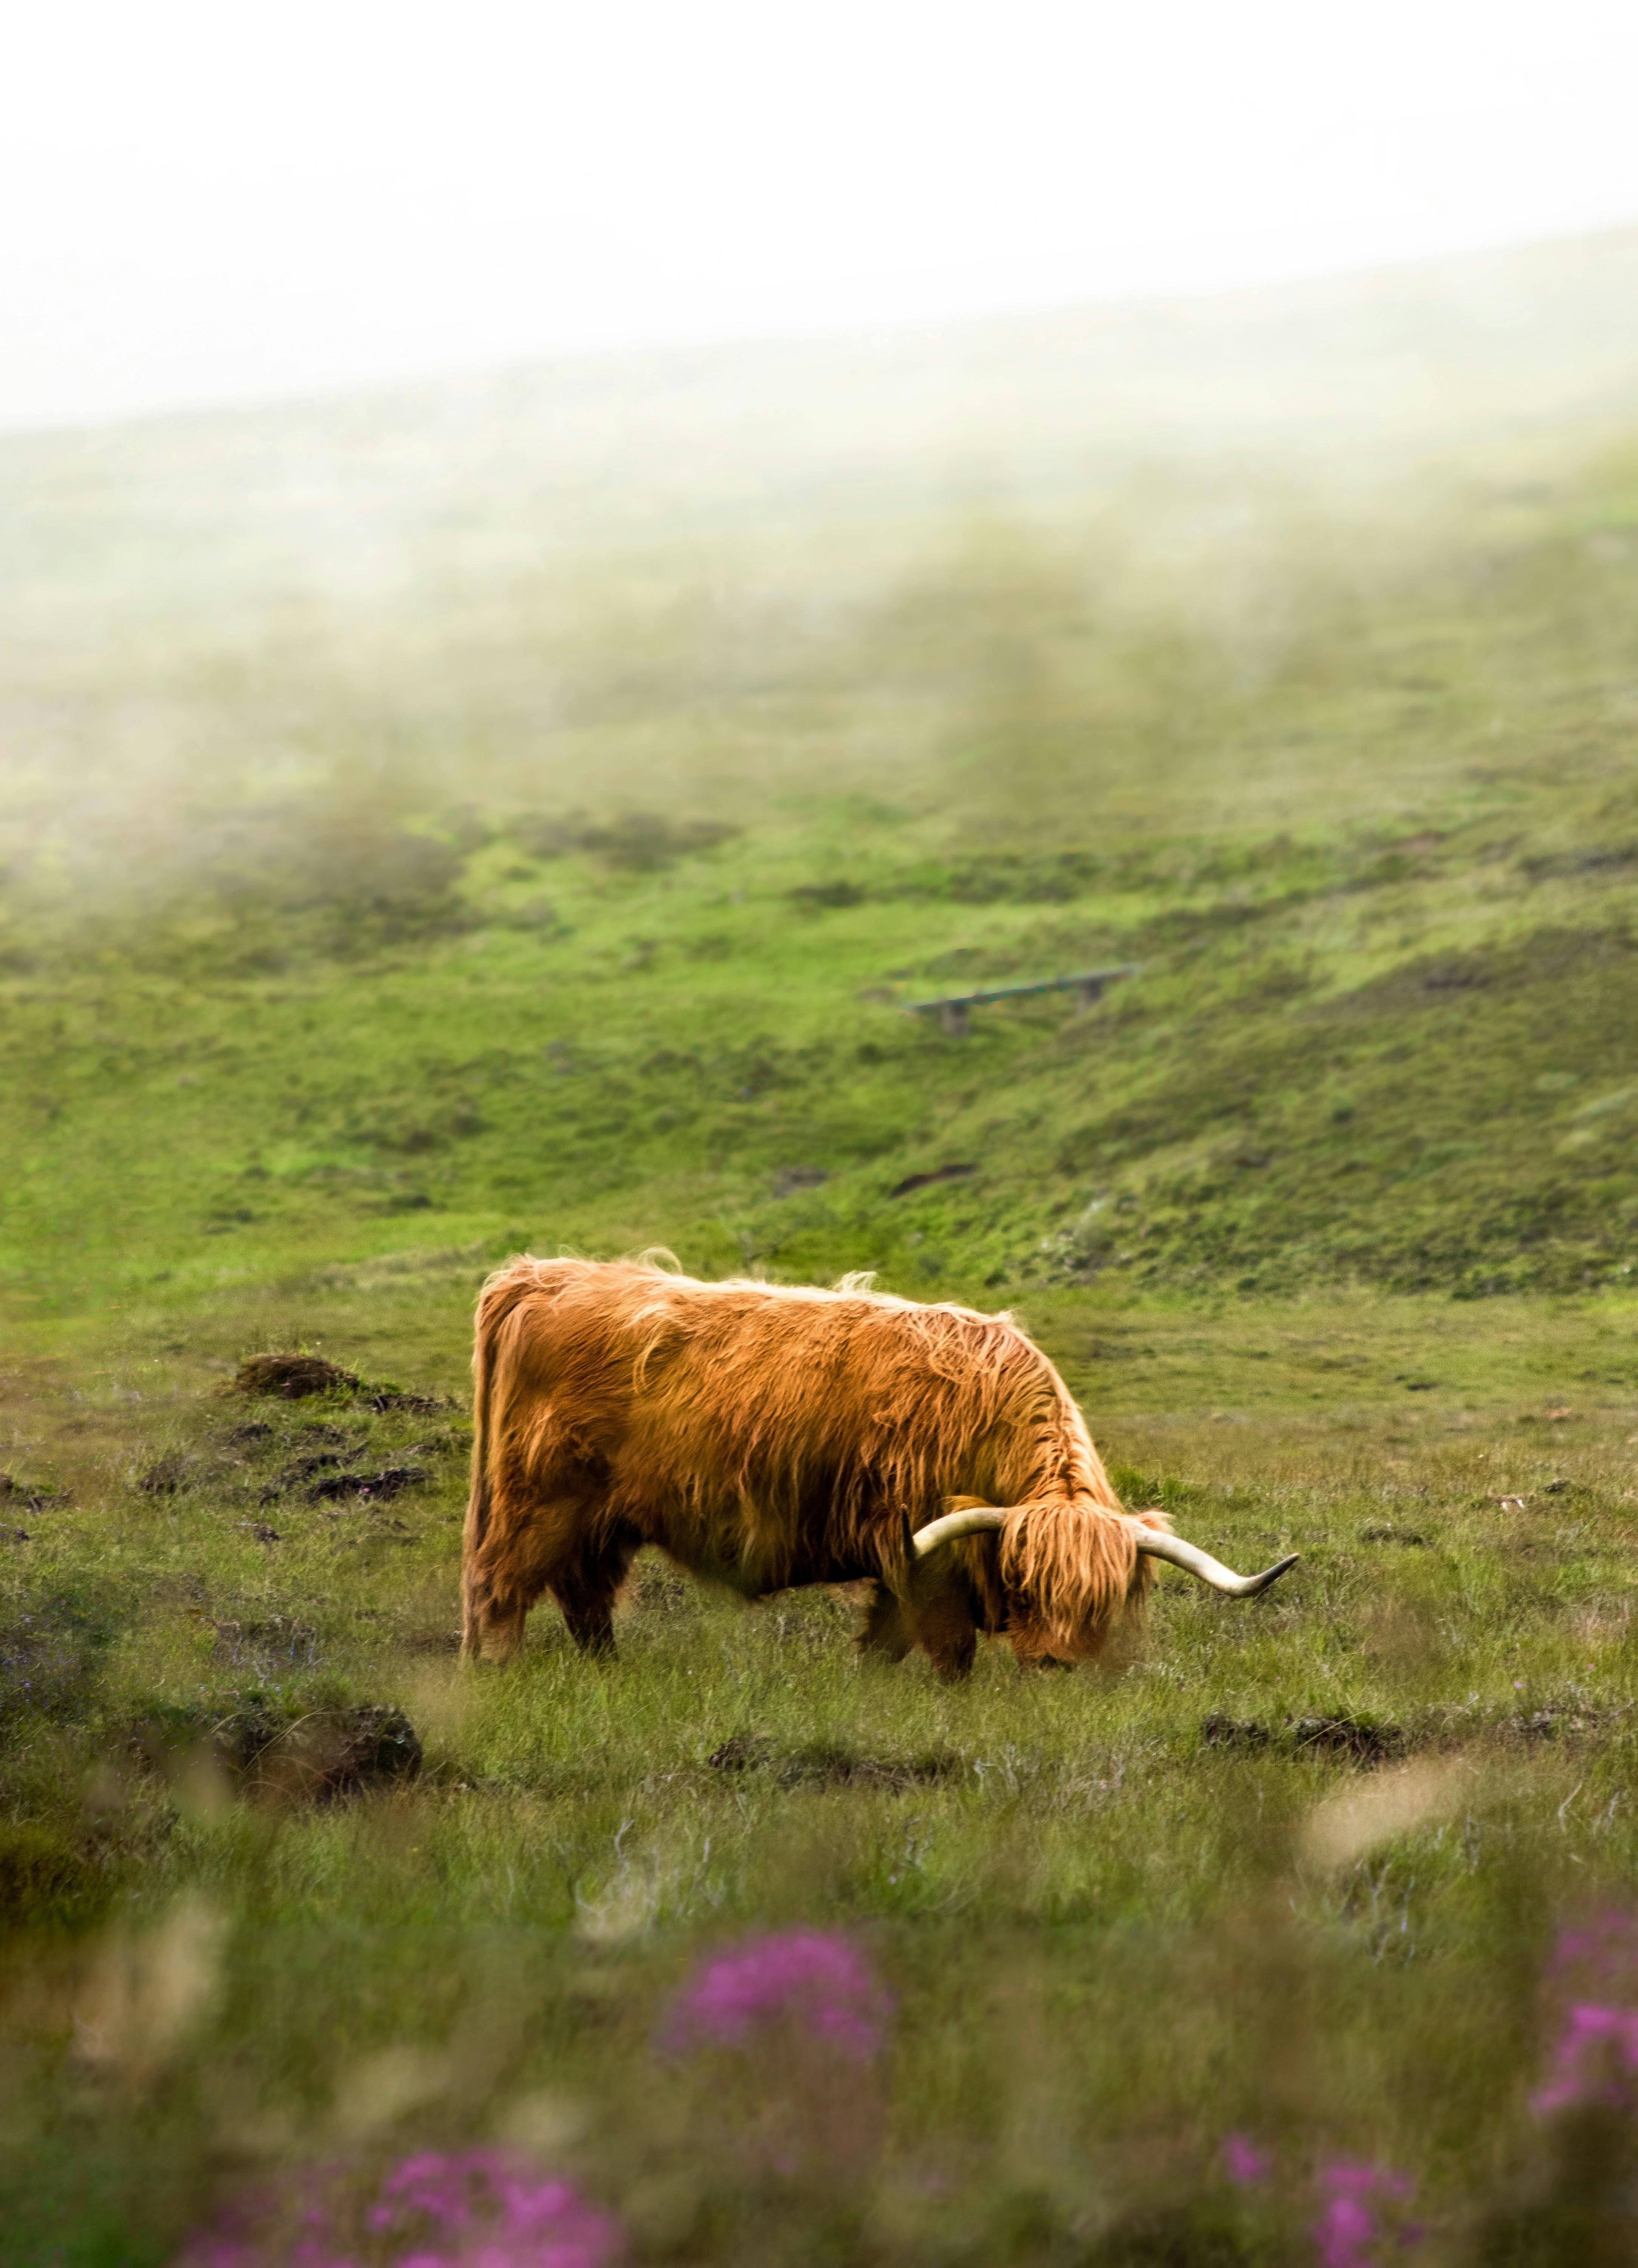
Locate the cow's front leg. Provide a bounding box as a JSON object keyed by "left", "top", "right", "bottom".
{"left": 550, "top": 1531, "right": 636, "bottom": 1660}
{"left": 896, "top": 1565, "right": 978, "bottom": 1681}
{"left": 916, "top": 1592, "right": 978, "bottom": 1682}
{"left": 857, "top": 1582, "right": 912, "bottom": 1664}
{"left": 558, "top": 1591, "right": 617, "bottom": 1658}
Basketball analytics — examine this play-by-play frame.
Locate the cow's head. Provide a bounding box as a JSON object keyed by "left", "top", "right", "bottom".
{"left": 911, "top": 1498, "right": 1297, "bottom": 1662}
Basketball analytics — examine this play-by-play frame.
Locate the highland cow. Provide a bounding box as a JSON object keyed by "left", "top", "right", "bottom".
{"left": 461, "top": 1256, "right": 1296, "bottom": 1678}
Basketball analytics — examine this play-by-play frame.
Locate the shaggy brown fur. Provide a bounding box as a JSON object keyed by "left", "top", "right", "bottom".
{"left": 461, "top": 1255, "right": 1162, "bottom": 1678}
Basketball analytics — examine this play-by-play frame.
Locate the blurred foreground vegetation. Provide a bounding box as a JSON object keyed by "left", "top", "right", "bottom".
{"left": 2, "top": 246, "right": 1638, "bottom": 2261}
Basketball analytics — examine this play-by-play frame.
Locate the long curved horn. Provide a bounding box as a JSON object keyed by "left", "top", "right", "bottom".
{"left": 911, "top": 1506, "right": 1009, "bottom": 1557}
{"left": 1135, "top": 1529, "right": 1298, "bottom": 1597}
{"left": 911, "top": 1506, "right": 1298, "bottom": 1599}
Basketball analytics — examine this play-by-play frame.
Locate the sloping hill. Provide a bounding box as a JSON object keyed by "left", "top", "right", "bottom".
{"left": 2, "top": 235, "right": 1636, "bottom": 1330}
{"left": 3, "top": 437, "right": 1636, "bottom": 1323}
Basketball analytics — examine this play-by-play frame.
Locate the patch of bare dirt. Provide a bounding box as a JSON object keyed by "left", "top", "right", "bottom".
{"left": 228, "top": 1354, "right": 363, "bottom": 1399}
{"left": 889, "top": 1162, "right": 977, "bottom": 1198}
{"left": 307, "top": 1463, "right": 431, "bottom": 1504}
{"left": 1201, "top": 1713, "right": 1408, "bottom": 1763}
{"left": 132, "top": 1699, "right": 422, "bottom": 1805}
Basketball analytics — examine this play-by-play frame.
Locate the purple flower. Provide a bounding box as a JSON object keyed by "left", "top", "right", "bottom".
{"left": 1532, "top": 2003, "right": 1638, "bottom": 2115}
{"left": 1533, "top": 1911, "right": 1638, "bottom": 2116}
{"left": 660, "top": 1929, "right": 892, "bottom": 2064}
{"left": 1312, "top": 2160, "right": 1418, "bottom": 2268}
{"left": 368, "top": 2151, "right": 621, "bottom": 2268}
{"left": 176, "top": 2151, "right": 623, "bottom": 2268}
{"left": 1222, "top": 2133, "right": 1271, "bottom": 2187}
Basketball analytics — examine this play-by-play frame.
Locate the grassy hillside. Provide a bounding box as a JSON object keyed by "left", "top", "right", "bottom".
{"left": 3, "top": 251, "right": 1638, "bottom": 2264}
{"left": 5, "top": 434, "right": 1638, "bottom": 1331}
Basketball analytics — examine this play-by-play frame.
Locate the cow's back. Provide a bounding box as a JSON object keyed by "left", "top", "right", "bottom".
{"left": 476, "top": 1258, "right": 1116, "bottom": 1582}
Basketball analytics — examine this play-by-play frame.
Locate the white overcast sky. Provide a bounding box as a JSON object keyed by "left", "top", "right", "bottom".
{"left": 4, "top": 0, "right": 1637, "bottom": 433}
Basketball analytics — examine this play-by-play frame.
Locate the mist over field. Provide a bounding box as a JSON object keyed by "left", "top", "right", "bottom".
{"left": 3, "top": 232, "right": 1638, "bottom": 2266}
{"left": 6, "top": 226, "right": 1638, "bottom": 916}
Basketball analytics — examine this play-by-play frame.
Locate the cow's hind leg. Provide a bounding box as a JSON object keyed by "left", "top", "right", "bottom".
{"left": 462, "top": 1560, "right": 530, "bottom": 1664}
{"left": 464, "top": 1478, "right": 634, "bottom": 1663}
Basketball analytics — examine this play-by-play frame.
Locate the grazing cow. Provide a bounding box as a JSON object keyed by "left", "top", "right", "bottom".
{"left": 462, "top": 1256, "right": 1296, "bottom": 1678}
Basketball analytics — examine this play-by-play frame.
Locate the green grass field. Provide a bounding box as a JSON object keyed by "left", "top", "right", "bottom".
{"left": 3, "top": 261, "right": 1638, "bottom": 2262}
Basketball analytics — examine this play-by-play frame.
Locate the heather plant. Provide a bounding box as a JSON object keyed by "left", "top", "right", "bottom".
{"left": 659, "top": 1930, "right": 893, "bottom": 2192}
{"left": 1311, "top": 2162, "right": 1422, "bottom": 2268}
{"left": 1531, "top": 1910, "right": 1638, "bottom": 2116}
{"left": 1222, "top": 2134, "right": 1274, "bottom": 2189}
{"left": 1216, "top": 2134, "right": 1424, "bottom": 2265}
{"left": 660, "top": 1927, "right": 891, "bottom": 2064}
{"left": 1458, "top": 1909, "right": 1638, "bottom": 2263}
{"left": 1532, "top": 2004, "right": 1638, "bottom": 2120}
{"left": 177, "top": 2151, "right": 623, "bottom": 2268}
